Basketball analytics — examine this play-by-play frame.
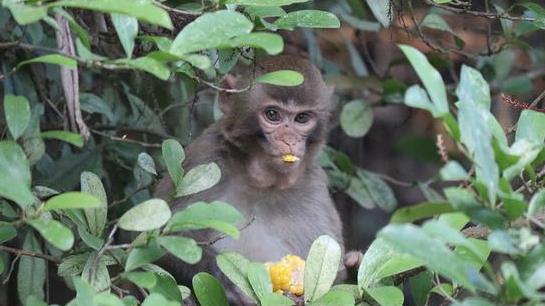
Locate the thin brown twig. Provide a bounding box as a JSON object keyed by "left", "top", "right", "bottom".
{"left": 199, "top": 216, "right": 256, "bottom": 246}
{"left": 424, "top": 0, "right": 536, "bottom": 22}
{"left": 0, "top": 245, "right": 60, "bottom": 264}
{"left": 91, "top": 129, "right": 162, "bottom": 148}
{"left": 2, "top": 254, "right": 21, "bottom": 284}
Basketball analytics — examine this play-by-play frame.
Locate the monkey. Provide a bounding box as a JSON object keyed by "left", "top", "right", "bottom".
{"left": 155, "top": 55, "right": 358, "bottom": 305}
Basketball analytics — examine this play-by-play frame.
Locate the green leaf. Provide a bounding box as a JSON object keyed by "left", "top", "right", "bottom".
{"left": 304, "top": 235, "right": 342, "bottom": 302}
{"left": 25, "top": 296, "right": 48, "bottom": 306}
{"left": 28, "top": 217, "right": 74, "bottom": 251}
{"left": 192, "top": 272, "right": 229, "bottom": 306}
{"left": 404, "top": 85, "right": 438, "bottom": 116}
{"left": 0, "top": 141, "right": 35, "bottom": 208}
{"left": 379, "top": 224, "right": 495, "bottom": 293}
{"left": 440, "top": 161, "right": 468, "bottom": 181}
{"left": 143, "top": 266, "right": 182, "bottom": 301}
{"left": 357, "top": 169, "right": 397, "bottom": 212}
{"left": 137, "top": 152, "right": 157, "bottom": 175}
{"left": 224, "top": 0, "right": 308, "bottom": 5}
{"left": 225, "top": 32, "right": 283, "bottom": 55}
{"left": 2, "top": 0, "right": 47, "bottom": 25}
{"left": 4, "top": 94, "right": 31, "bottom": 140}
{"left": 157, "top": 236, "right": 202, "bottom": 264}
{"left": 50, "top": 0, "right": 172, "bottom": 29}
{"left": 365, "top": 0, "right": 391, "bottom": 27}
{"left": 340, "top": 100, "right": 373, "bottom": 138}
{"left": 274, "top": 10, "right": 340, "bottom": 30}
{"left": 17, "top": 54, "right": 77, "bottom": 68}
{"left": 366, "top": 286, "right": 404, "bottom": 306}
{"left": 390, "top": 202, "right": 454, "bottom": 223}
{"left": 452, "top": 297, "right": 496, "bottom": 306}
{"left": 141, "top": 293, "right": 178, "bottom": 306}
{"left": 399, "top": 44, "right": 448, "bottom": 116}
{"left": 260, "top": 293, "right": 294, "bottom": 306}
{"left": 515, "top": 109, "right": 545, "bottom": 144}
{"left": 111, "top": 13, "right": 138, "bottom": 58}
{"left": 165, "top": 201, "right": 242, "bottom": 238}
{"left": 307, "top": 290, "right": 355, "bottom": 306}
{"left": 456, "top": 65, "right": 491, "bottom": 110}
{"left": 162, "top": 139, "right": 185, "bottom": 187}
{"left": 41, "top": 130, "right": 84, "bottom": 148}
{"left": 94, "top": 292, "right": 125, "bottom": 306}
{"left": 0, "top": 221, "right": 17, "bottom": 243}
{"left": 17, "top": 232, "right": 46, "bottom": 305}
{"left": 73, "top": 277, "right": 97, "bottom": 306}
{"left": 123, "top": 271, "right": 157, "bottom": 289}
{"left": 171, "top": 10, "right": 253, "bottom": 55}
{"left": 125, "top": 241, "right": 166, "bottom": 271}
{"left": 58, "top": 253, "right": 90, "bottom": 278}
{"left": 44, "top": 192, "right": 101, "bottom": 210}
{"left": 255, "top": 70, "right": 304, "bottom": 86}
{"left": 528, "top": 190, "right": 545, "bottom": 217}
{"left": 216, "top": 252, "right": 258, "bottom": 303}
{"left": 247, "top": 263, "right": 273, "bottom": 302}
{"left": 176, "top": 162, "right": 222, "bottom": 197}
{"left": 113, "top": 56, "right": 170, "bottom": 80}
{"left": 118, "top": 199, "right": 171, "bottom": 231}
{"left": 82, "top": 252, "right": 111, "bottom": 291}
{"left": 81, "top": 171, "right": 108, "bottom": 236}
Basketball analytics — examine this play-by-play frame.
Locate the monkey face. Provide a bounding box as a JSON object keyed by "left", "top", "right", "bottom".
{"left": 257, "top": 99, "right": 318, "bottom": 167}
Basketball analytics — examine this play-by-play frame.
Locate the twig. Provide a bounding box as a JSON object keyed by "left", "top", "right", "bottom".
{"left": 91, "top": 129, "right": 162, "bottom": 148}
{"left": 197, "top": 77, "right": 251, "bottom": 93}
{"left": 94, "top": 225, "right": 118, "bottom": 270}
{"left": 110, "top": 186, "right": 150, "bottom": 207}
{"left": 0, "top": 245, "right": 60, "bottom": 264}
{"left": 424, "top": 0, "right": 536, "bottom": 22}
{"left": 154, "top": 1, "right": 203, "bottom": 16}
{"left": 375, "top": 173, "right": 415, "bottom": 187}
{"left": 199, "top": 216, "right": 256, "bottom": 246}
{"left": 2, "top": 254, "right": 20, "bottom": 284}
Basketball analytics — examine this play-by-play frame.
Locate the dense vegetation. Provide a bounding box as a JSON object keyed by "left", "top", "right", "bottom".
{"left": 2, "top": 0, "right": 545, "bottom": 305}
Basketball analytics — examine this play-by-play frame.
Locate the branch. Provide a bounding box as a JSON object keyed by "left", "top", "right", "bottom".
{"left": 0, "top": 245, "right": 60, "bottom": 264}
{"left": 198, "top": 216, "right": 256, "bottom": 246}
{"left": 424, "top": 0, "right": 536, "bottom": 22}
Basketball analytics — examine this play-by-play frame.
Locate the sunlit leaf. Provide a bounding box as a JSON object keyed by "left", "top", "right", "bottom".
{"left": 274, "top": 10, "right": 340, "bottom": 30}
{"left": 176, "top": 163, "right": 222, "bottom": 197}
{"left": 340, "top": 100, "right": 373, "bottom": 138}
{"left": 17, "top": 54, "right": 77, "bottom": 68}
{"left": 304, "top": 235, "right": 342, "bottom": 302}
{"left": 0, "top": 141, "right": 35, "bottom": 208}
{"left": 4, "top": 94, "right": 30, "bottom": 140}
{"left": 28, "top": 217, "right": 74, "bottom": 251}
{"left": 192, "top": 272, "right": 229, "bottom": 306}
{"left": 118, "top": 199, "right": 171, "bottom": 231}
{"left": 111, "top": 13, "right": 138, "bottom": 58}
{"left": 255, "top": 70, "right": 304, "bottom": 86}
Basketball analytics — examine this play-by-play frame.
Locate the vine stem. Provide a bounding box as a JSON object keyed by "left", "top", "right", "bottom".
{"left": 0, "top": 245, "right": 60, "bottom": 264}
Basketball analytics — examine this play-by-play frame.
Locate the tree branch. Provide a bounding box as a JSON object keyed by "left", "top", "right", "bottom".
{"left": 0, "top": 245, "right": 60, "bottom": 264}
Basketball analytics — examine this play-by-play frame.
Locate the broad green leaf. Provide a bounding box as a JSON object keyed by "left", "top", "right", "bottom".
{"left": 0, "top": 141, "right": 34, "bottom": 208}
{"left": 365, "top": 0, "right": 391, "bottom": 27}
{"left": 4, "top": 94, "right": 30, "bottom": 140}
{"left": 379, "top": 224, "right": 495, "bottom": 293}
{"left": 118, "top": 199, "right": 171, "bottom": 231}
{"left": 17, "top": 232, "right": 46, "bottom": 305}
{"left": 180, "top": 54, "right": 211, "bottom": 70}
{"left": 528, "top": 190, "right": 545, "bottom": 217}
{"left": 125, "top": 241, "right": 166, "bottom": 271}
{"left": 357, "top": 169, "right": 397, "bottom": 212}
{"left": 345, "top": 175, "right": 374, "bottom": 209}
{"left": 390, "top": 202, "right": 454, "bottom": 223}
{"left": 40, "top": 130, "right": 83, "bottom": 148}
{"left": 3, "top": 0, "right": 47, "bottom": 24}
{"left": 82, "top": 252, "right": 111, "bottom": 291}
{"left": 114, "top": 56, "right": 170, "bottom": 80}
{"left": 247, "top": 263, "right": 273, "bottom": 302}
{"left": 358, "top": 238, "right": 421, "bottom": 292}
{"left": 73, "top": 277, "right": 97, "bottom": 306}
{"left": 304, "top": 235, "right": 342, "bottom": 302}
{"left": 79, "top": 93, "right": 115, "bottom": 123}
{"left": 274, "top": 10, "right": 340, "bottom": 30}
{"left": 225, "top": 0, "right": 308, "bottom": 5}
{"left": 366, "top": 286, "right": 404, "bottom": 306}
{"left": 452, "top": 297, "right": 496, "bottom": 306}
{"left": 165, "top": 201, "right": 242, "bottom": 238}
{"left": 157, "top": 236, "right": 202, "bottom": 264}
{"left": 81, "top": 171, "right": 108, "bottom": 236}
{"left": 17, "top": 54, "right": 77, "bottom": 68}
{"left": 141, "top": 293, "right": 178, "bottom": 306}
{"left": 216, "top": 252, "right": 258, "bottom": 303}
{"left": 340, "top": 100, "right": 373, "bottom": 138}
{"left": 255, "top": 70, "right": 304, "bottom": 86}
{"left": 137, "top": 152, "right": 157, "bottom": 175}
{"left": 404, "top": 84, "right": 438, "bottom": 116}
{"left": 456, "top": 65, "right": 491, "bottom": 110}
{"left": 0, "top": 221, "right": 17, "bottom": 243}
{"left": 444, "top": 187, "right": 504, "bottom": 228}
{"left": 25, "top": 296, "right": 48, "bottom": 306}
{"left": 307, "top": 290, "right": 355, "bottom": 306}
{"left": 245, "top": 6, "right": 287, "bottom": 18}
{"left": 260, "top": 293, "right": 294, "bottom": 306}
{"left": 515, "top": 109, "right": 545, "bottom": 144}
{"left": 192, "top": 272, "right": 229, "bottom": 306}
{"left": 176, "top": 163, "right": 222, "bottom": 197}
{"left": 50, "top": 0, "right": 172, "bottom": 29}
{"left": 440, "top": 161, "right": 468, "bottom": 181}
{"left": 44, "top": 192, "right": 101, "bottom": 210}
{"left": 409, "top": 271, "right": 433, "bottom": 306}
{"left": 162, "top": 139, "right": 185, "bottom": 187}
{"left": 225, "top": 32, "right": 283, "bottom": 55}
{"left": 171, "top": 10, "right": 253, "bottom": 55}
{"left": 488, "top": 231, "right": 520, "bottom": 255}
{"left": 94, "top": 292, "right": 125, "bottom": 306}
{"left": 399, "top": 44, "right": 448, "bottom": 116}
{"left": 58, "top": 253, "right": 90, "bottom": 278}
{"left": 78, "top": 226, "right": 104, "bottom": 250}
{"left": 143, "top": 266, "right": 182, "bottom": 301}
{"left": 111, "top": 13, "right": 138, "bottom": 58}
{"left": 28, "top": 217, "right": 74, "bottom": 251}
{"left": 123, "top": 272, "right": 157, "bottom": 289}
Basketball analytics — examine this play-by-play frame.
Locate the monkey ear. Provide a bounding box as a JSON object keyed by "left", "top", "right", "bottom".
{"left": 219, "top": 74, "right": 238, "bottom": 115}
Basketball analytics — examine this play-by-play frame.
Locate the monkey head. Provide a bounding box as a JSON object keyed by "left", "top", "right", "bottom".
{"left": 219, "top": 56, "right": 333, "bottom": 181}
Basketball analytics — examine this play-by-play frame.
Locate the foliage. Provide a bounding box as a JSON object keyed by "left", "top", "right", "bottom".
{"left": 3, "top": 0, "right": 545, "bottom": 306}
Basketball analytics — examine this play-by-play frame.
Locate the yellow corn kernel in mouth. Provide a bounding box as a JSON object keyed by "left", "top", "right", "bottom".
{"left": 281, "top": 154, "right": 300, "bottom": 163}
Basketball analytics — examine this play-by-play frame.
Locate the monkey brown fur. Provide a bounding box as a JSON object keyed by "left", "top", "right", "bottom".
{"left": 155, "top": 55, "right": 349, "bottom": 304}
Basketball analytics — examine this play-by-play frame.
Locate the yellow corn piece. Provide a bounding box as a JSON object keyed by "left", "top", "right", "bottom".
{"left": 266, "top": 254, "right": 305, "bottom": 296}
{"left": 281, "top": 154, "right": 300, "bottom": 163}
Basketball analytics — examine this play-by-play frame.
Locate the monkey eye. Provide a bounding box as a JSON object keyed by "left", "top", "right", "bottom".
{"left": 264, "top": 108, "right": 281, "bottom": 122}
{"left": 295, "top": 112, "right": 311, "bottom": 124}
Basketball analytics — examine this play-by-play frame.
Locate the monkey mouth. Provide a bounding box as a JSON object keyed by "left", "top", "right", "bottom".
{"left": 281, "top": 154, "right": 300, "bottom": 163}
